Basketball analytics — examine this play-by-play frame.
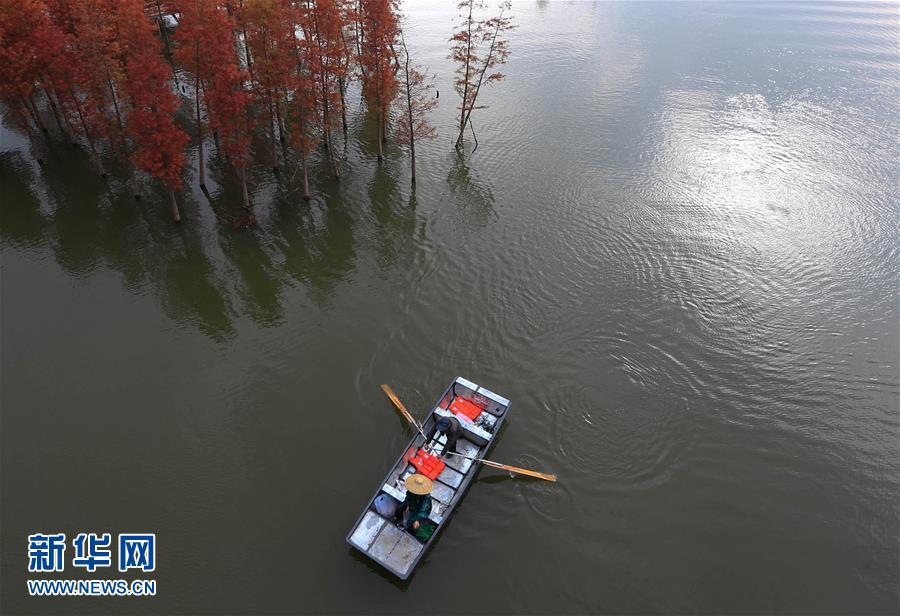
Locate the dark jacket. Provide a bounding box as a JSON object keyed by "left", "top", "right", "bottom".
{"left": 401, "top": 492, "right": 432, "bottom": 528}
{"left": 426, "top": 416, "right": 463, "bottom": 453}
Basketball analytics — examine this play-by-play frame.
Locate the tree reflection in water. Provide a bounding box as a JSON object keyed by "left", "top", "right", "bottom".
{"left": 2, "top": 107, "right": 437, "bottom": 340}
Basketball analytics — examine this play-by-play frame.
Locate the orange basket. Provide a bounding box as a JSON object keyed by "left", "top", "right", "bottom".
{"left": 449, "top": 396, "right": 483, "bottom": 421}
{"left": 410, "top": 449, "right": 446, "bottom": 480}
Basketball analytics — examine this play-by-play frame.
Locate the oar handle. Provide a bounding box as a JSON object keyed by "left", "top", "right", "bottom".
{"left": 442, "top": 450, "right": 480, "bottom": 462}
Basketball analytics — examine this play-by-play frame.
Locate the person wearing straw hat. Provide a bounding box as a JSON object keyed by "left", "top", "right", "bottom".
{"left": 393, "top": 474, "right": 434, "bottom": 533}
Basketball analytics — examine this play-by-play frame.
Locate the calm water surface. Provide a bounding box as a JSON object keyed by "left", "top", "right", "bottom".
{"left": 1, "top": 1, "right": 898, "bottom": 614}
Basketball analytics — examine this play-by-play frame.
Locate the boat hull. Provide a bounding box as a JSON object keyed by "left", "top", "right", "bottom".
{"left": 346, "top": 377, "right": 511, "bottom": 580}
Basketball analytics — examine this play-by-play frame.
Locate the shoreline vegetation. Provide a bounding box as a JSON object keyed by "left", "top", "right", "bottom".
{"left": 0, "top": 0, "right": 514, "bottom": 223}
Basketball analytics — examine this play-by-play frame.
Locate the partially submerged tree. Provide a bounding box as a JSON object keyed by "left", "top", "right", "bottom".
{"left": 117, "top": 0, "right": 188, "bottom": 221}
{"left": 449, "top": 0, "right": 513, "bottom": 150}
{"left": 359, "top": 0, "right": 399, "bottom": 161}
{"left": 240, "top": 0, "right": 296, "bottom": 172}
{"left": 396, "top": 27, "right": 436, "bottom": 186}
{"left": 176, "top": 0, "right": 254, "bottom": 197}
{"left": 301, "top": 0, "right": 349, "bottom": 179}
{"left": 45, "top": 0, "right": 113, "bottom": 174}
{"left": 0, "top": 0, "right": 55, "bottom": 164}
{"left": 1, "top": 0, "right": 124, "bottom": 174}
{"left": 207, "top": 61, "right": 254, "bottom": 209}
{"left": 336, "top": 0, "right": 358, "bottom": 138}
{"left": 177, "top": 0, "right": 254, "bottom": 207}
{"left": 173, "top": 0, "right": 214, "bottom": 191}
{"left": 287, "top": 11, "right": 319, "bottom": 201}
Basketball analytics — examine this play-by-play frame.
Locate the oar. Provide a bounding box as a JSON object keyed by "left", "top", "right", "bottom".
{"left": 380, "top": 384, "right": 558, "bottom": 482}
{"left": 380, "top": 384, "right": 427, "bottom": 438}
{"left": 442, "top": 450, "right": 558, "bottom": 482}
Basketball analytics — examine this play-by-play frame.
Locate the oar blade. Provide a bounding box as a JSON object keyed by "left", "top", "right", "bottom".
{"left": 482, "top": 460, "right": 558, "bottom": 482}
{"left": 380, "top": 383, "right": 399, "bottom": 406}
{"left": 381, "top": 384, "right": 418, "bottom": 428}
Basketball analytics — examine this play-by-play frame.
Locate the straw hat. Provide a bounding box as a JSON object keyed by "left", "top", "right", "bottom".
{"left": 404, "top": 474, "right": 433, "bottom": 495}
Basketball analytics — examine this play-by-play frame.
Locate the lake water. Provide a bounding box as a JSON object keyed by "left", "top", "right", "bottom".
{"left": 1, "top": 1, "right": 898, "bottom": 613}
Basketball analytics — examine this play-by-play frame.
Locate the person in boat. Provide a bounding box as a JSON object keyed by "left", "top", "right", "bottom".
{"left": 426, "top": 416, "right": 463, "bottom": 454}
{"left": 394, "top": 474, "right": 433, "bottom": 533}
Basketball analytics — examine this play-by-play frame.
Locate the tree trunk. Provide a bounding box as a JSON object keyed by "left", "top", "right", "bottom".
{"left": 170, "top": 189, "right": 181, "bottom": 223}
{"left": 107, "top": 77, "right": 132, "bottom": 165}
{"left": 42, "top": 87, "right": 66, "bottom": 136}
{"left": 406, "top": 98, "right": 416, "bottom": 186}
{"left": 339, "top": 76, "right": 348, "bottom": 138}
{"left": 108, "top": 78, "right": 124, "bottom": 130}
{"left": 331, "top": 144, "right": 340, "bottom": 179}
{"left": 23, "top": 120, "right": 43, "bottom": 165}
{"left": 156, "top": 3, "right": 179, "bottom": 84}
{"left": 456, "top": 1, "right": 475, "bottom": 148}
{"left": 274, "top": 94, "right": 286, "bottom": 144}
{"left": 240, "top": 167, "right": 251, "bottom": 210}
{"left": 241, "top": 29, "right": 255, "bottom": 83}
{"left": 354, "top": 2, "right": 363, "bottom": 58}
{"left": 61, "top": 110, "right": 79, "bottom": 146}
{"left": 377, "top": 110, "right": 384, "bottom": 161}
{"left": 118, "top": 77, "right": 140, "bottom": 197}
{"left": 195, "top": 73, "right": 206, "bottom": 189}
{"left": 302, "top": 156, "right": 310, "bottom": 201}
{"left": 130, "top": 170, "right": 141, "bottom": 199}
{"left": 55, "top": 89, "right": 80, "bottom": 145}
{"left": 156, "top": 1, "right": 172, "bottom": 57}
{"left": 376, "top": 86, "right": 384, "bottom": 162}
{"left": 323, "top": 97, "right": 340, "bottom": 179}
{"left": 268, "top": 95, "right": 278, "bottom": 171}
{"left": 322, "top": 94, "right": 330, "bottom": 151}
{"left": 26, "top": 95, "right": 48, "bottom": 135}
{"left": 403, "top": 48, "right": 416, "bottom": 185}
{"left": 71, "top": 96, "right": 106, "bottom": 176}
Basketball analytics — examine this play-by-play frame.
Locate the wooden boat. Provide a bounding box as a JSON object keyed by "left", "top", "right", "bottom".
{"left": 346, "top": 376, "right": 511, "bottom": 580}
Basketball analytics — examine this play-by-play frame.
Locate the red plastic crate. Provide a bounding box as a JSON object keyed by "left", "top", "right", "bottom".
{"left": 449, "top": 396, "right": 483, "bottom": 421}
{"left": 410, "top": 449, "right": 446, "bottom": 480}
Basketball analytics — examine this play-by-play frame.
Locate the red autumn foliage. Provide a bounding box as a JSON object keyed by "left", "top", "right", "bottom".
{"left": 207, "top": 62, "right": 254, "bottom": 169}
{"left": 175, "top": 2, "right": 253, "bottom": 162}
{"left": 176, "top": 0, "right": 254, "bottom": 195}
{"left": 287, "top": 3, "right": 319, "bottom": 151}
{"left": 116, "top": 0, "right": 187, "bottom": 189}
{"left": 300, "top": 0, "right": 348, "bottom": 175}
{"left": 314, "top": 0, "right": 349, "bottom": 124}
{"left": 0, "top": 0, "right": 47, "bottom": 104}
{"left": 450, "top": 0, "right": 514, "bottom": 149}
{"left": 0, "top": 0, "right": 80, "bottom": 146}
{"left": 2, "top": 0, "right": 513, "bottom": 212}
{"left": 240, "top": 0, "right": 296, "bottom": 166}
{"left": 358, "top": 0, "right": 400, "bottom": 160}
{"left": 395, "top": 54, "right": 437, "bottom": 144}
{"left": 396, "top": 26, "right": 437, "bottom": 184}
